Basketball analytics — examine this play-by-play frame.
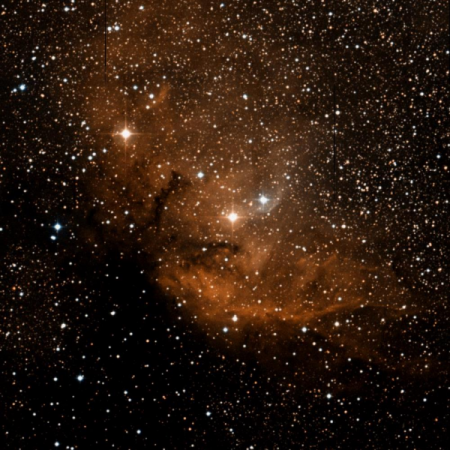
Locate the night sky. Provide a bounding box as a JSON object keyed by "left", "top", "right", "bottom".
{"left": 1, "top": 1, "right": 449, "bottom": 449}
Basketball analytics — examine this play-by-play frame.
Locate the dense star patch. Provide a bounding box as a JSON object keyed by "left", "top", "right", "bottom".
{"left": 1, "top": 1, "right": 448, "bottom": 449}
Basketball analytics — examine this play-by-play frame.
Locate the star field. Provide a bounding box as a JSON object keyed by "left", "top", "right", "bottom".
{"left": 1, "top": 1, "right": 449, "bottom": 448}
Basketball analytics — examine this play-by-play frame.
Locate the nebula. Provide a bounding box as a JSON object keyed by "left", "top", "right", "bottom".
{"left": 2, "top": 1, "right": 448, "bottom": 447}
{"left": 73, "top": 1, "right": 440, "bottom": 381}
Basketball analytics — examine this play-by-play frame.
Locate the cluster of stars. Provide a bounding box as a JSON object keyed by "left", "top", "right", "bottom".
{"left": 2, "top": 0, "right": 447, "bottom": 448}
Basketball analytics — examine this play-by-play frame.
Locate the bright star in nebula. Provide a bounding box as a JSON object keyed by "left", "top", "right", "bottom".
{"left": 120, "top": 128, "right": 131, "bottom": 139}
{"left": 259, "top": 195, "right": 269, "bottom": 205}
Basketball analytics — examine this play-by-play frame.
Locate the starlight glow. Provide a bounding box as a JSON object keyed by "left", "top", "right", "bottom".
{"left": 121, "top": 129, "right": 131, "bottom": 139}
{"left": 259, "top": 195, "right": 269, "bottom": 205}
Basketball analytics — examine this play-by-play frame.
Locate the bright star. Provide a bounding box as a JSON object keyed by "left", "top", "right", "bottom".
{"left": 259, "top": 195, "right": 269, "bottom": 205}
{"left": 54, "top": 223, "right": 62, "bottom": 231}
{"left": 121, "top": 129, "right": 131, "bottom": 139}
{"left": 228, "top": 213, "right": 238, "bottom": 223}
